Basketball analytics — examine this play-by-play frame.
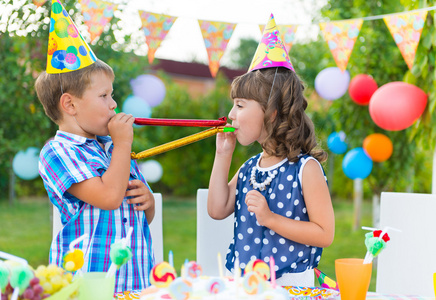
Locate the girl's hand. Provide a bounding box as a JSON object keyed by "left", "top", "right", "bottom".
{"left": 108, "top": 113, "right": 134, "bottom": 147}
{"left": 216, "top": 125, "right": 236, "bottom": 156}
{"left": 245, "top": 190, "right": 274, "bottom": 226}
{"left": 125, "top": 180, "right": 155, "bottom": 211}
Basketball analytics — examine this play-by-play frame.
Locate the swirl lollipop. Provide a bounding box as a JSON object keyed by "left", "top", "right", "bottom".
{"left": 168, "top": 277, "right": 193, "bottom": 300}
{"left": 63, "top": 234, "right": 88, "bottom": 272}
{"left": 185, "top": 261, "right": 202, "bottom": 279}
{"left": 149, "top": 262, "right": 177, "bottom": 288}
{"left": 242, "top": 271, "right": 266, "bottom": 295}
{"left": 206, "top": 277, "right": 226, "bottom": 294}
{"left": 244, "top": 259, "right": 270, "bottom": 280}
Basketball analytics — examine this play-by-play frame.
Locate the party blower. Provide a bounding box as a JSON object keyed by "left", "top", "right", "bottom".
{"left": 131, "top": 117, "right": 235, "bottom": 160}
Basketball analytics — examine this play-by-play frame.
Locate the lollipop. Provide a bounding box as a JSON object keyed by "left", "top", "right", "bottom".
{"left": 168, "top": 277, "right": 193, "bottom": 300}
{"left": 244, "top": 259, "right": 270, "bottom": 280}
{"left": 242, "top": 271, "right": 266, "bottom": 295}
{"left": 185, "top": 261, "right": 202, "bottom": 279}
{"left": 362, "top": 226, "right": 401, "bottom": 264}
{"left": 63, "top": 234, "right": 88, "bottom": 272}
{"left": 149, "top": 262, "right": 177, "bottom": 288}
{"left": 0, "top": 261, "right": 10, "bottom": 299}
{"left": 206, "top": 277, "right": 226, "bottom": 294}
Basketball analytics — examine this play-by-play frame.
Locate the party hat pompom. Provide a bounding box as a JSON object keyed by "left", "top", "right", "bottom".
{"left": 0, "top": 262, "right": 10, "bottom": 292}
{"left": 63, "top": 249, "right": 85, "bottom": 272}
{"left": 109, "top": 242, "right": 133, "bottom": 268}
{"left": 248, "top": 14, "right": 294, "bottom": 73}
{"left": 47, "top": 0, "right": 96, "bottom": 73}
{"left": 10, "top": 265, "right": 34, "bottom": 292}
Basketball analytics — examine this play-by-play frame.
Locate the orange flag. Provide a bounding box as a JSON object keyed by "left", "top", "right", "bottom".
{"left": 33, "top": 0, "right": 48, "bottom": 7}
{"left": 383, "top": 11, "right": 427, "bottom": 70}
{"left": 138, "top": 11, "right": 177, "bottom": 64}
{"left": 79, "top": 0, "right": 118, "bottom": 43}
{"left": 259, "top": 24, "right": 298, "bottom": 53}
{"left": 198, "top": 20, "right": 236, "bottom": 77}
{"left": 319, "top": 19, "right": 363, "bottom": 72}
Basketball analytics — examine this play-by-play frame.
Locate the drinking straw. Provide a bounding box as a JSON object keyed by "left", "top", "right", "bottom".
{"left": 134, "top": 117, "right": 227, "bottom": 127}
{"left": 362, "top": 226, "right": 401, "bottom": 264}
{"left": 131, "top": 127, "right": 235, "bottom": 160}
{"left": 106, "top": 227, "right": 133, "bottom": 278}
{"left": 0, "top": 252, "right": 30, "bottom": 300}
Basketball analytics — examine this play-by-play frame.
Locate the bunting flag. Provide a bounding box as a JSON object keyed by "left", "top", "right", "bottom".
{"left": 33, "top": 0, "right": 48, "bottom": 7}
{"left": 259, "top": 24, "right": 299, "bottom": 53}
{"left": 383, "top": 10, "right": 428, "bottom": 70}
{"left": 79, "top": 0, "right": 118, "bottom": 43}
{"left": 319, "top": 19, "right": 363, "bottom": 72}
{"left": 138, "top": 11, "right": 178, "bottom": 64}
{"left": 198, "top": 20, "right": 236, "bottom": 77}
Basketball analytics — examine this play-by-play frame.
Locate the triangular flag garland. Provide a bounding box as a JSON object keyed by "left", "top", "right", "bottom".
{"left": 383, "top": 10, "right": 428, "bottom": 70}
{"left": 33, "top": 0, "right": 48, "bottom": 7}
{"left": 79, "top": 0, "right": 118, "bottom": 43}
{"left": 319, "top": 19, "right": 363, "bottom": 72}
{"left": 259, "top": 24, "right": 299, "bottom": 53}
{"left": 198, "top": 20, "right": 236, "bottom": 77}
{"left": 138, "top": 11, "right": 178, "bottom": 64}
{"left": 46, "top": 0, "right": 97, "bottom": 74}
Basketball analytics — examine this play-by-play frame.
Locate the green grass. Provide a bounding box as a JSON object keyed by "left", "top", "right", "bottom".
{"left": 0, "top": 196, "right": 377, "bottom": 290}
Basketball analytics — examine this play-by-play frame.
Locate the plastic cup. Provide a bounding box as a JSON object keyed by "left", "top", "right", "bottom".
{"left": 335, "top": 258, "right": 372, "bottom": 300}
{"left": 79, "top": 272, "right": 115, "bottom": 300}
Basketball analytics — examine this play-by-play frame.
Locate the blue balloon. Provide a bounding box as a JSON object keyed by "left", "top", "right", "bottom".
{"left": 327, "top": 132, "right": 348, "bottom": 154}
{"left": 342, "top": 147, "right": 373, "bottom": 180}
{"left": 12, "top": 147, "right": 40, "bottom": 180}
{"left": 315, "top": 67, "right": 350, "bottom": 100}
{"left": 122, "top": 95, "right": 152, "bottom": 118}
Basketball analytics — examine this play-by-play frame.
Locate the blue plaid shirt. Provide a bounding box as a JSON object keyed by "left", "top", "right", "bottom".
{"left": 39, "top": 131, "right": 154, "bottom": 292}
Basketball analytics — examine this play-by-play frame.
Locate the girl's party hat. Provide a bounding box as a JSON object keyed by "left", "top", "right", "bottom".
{"left": 46, "top": 0, "right": 97, "bottom": 74}
{"left": 247, "top": 14, "right": 294, "bottom": 73}
{"left": 314, "top": 268, "right": 339, "bottom": 290}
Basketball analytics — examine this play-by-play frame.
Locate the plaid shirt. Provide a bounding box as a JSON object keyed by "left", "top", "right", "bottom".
{"left": 39, "top": 131, "right": 154, "bottom": 292}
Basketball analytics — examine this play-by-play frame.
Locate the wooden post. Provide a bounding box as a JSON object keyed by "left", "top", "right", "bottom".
{"left": 353, "top": 178, "right": 362, "bottom": 231}
{"left": 9, "top": 160, "right": 16, "bottom": 205}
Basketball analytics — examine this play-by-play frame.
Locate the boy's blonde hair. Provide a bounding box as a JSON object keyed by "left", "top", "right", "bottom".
{"left": 35, "top": 59, "right": 114, "bottom": 124}
{"left": 231, "top": 67, "right": 327, "bottom": 163}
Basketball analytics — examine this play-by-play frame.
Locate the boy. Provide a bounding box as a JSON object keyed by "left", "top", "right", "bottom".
{"left": 35, "top": 0, "right": 155, "bottom": 292}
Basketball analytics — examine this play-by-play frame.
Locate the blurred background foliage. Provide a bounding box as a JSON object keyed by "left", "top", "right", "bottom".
{"left": 0, "top": 0, "right": 435, "bottom": 202}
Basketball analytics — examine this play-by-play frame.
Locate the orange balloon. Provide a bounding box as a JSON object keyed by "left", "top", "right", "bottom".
{"left": 363, "top": 133, "right": 393, "bottom": 162}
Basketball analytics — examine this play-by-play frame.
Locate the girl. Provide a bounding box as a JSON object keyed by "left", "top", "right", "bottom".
{"left": 207, "top": 67, "right": 335, "bottom": 288}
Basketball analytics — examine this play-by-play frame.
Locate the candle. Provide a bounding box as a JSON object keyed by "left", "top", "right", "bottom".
{"left": 134, "top": 117, "right": 227, "bottom": 127}
{"left": 131, "top": 127, "right": 235, "bottom": 160}
{"left": 169, "top": 250, "right": 174, "bottom": 268}
{"left": 269, "top": 256, "right": 276, "bottom": 288}
{"left": 217, "top": 252, "right": 224, "bottom": 278}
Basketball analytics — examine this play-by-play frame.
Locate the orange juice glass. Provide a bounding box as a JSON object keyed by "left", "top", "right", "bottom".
{"left": 335, "top": 258, "right": 372, "bottom": 300}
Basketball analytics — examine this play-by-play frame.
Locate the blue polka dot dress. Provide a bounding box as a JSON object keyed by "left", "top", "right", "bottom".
{"left": 225, "top": 153, "right": 325, "bottom": 279}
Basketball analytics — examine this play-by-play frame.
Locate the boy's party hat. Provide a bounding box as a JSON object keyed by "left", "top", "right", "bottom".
{"left": 46, "top": 0, "right": 97, "bottom": 74}
{"left": 314, "top": 268, "right": 339, "bottom": 290}
{"left": 247, "top": 14, "right": 294, "bottom": 73}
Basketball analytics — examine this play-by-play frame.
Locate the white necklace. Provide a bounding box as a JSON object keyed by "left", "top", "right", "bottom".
{"left": 249, "top": 166, "right": 278, "bottom": 191}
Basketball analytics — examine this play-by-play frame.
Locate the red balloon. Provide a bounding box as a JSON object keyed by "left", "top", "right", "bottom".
{"left": 369, "top": 82, "right": 427, "bottom": 131}
{"left": 349, "top": 74, "right": 378, "bottom": 105}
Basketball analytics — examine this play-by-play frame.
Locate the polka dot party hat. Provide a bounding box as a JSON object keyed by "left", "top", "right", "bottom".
{"left": 247, "top": 14, "right": 294, "bottom": 73}
{"left": 46, "top": 0, "right": 97, "bottom": 74}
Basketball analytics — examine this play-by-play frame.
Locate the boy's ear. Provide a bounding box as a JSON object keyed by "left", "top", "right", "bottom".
{"left": 59, "top": 93, "right": 77, "bottom": 116}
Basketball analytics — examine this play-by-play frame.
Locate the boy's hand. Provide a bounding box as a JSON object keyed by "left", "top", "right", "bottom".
{"left": 245, "top": 190, "right": 274, "bottom": 227}
{"left": 108, "top": 113, "right": 135, "bottom": 147}
{"left": 125, "top": 180, "right": 155, "bottom": 211}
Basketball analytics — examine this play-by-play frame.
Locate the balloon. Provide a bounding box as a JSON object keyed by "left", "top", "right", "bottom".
{"left": 363, "top": 133, "right": 393, "bottom": 162}
{"left": 315, "top": 67, "right": 350, "bottom": 100}
{"left": 122, "top": 95, "right": 152, "bottom": 118}
{"left": 369, "top": 82, "right": 427, "bottom": 131}
{"left": 139, "top": 160, "right": 163, "bottom": 183}
{"left": 130, "top": 74, "right": 166, "bottom": 107}
{"left": 348, "top": 74, "right": 378, "bottom": 105}
{"left": 12, "top": 147, "right": 40, "bottom": 180}
{"left": 342, "top": 147, "right": 373, "bottom": 180}
{"left": 327, "top": 131, "right": 348, "bottom": 154}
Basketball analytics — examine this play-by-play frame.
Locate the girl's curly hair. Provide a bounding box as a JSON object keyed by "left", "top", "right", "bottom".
{"left": 230, "top": 67, "right": 327, "bottom": 163}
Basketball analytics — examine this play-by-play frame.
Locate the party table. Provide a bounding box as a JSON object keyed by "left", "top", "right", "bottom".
{"left": 114, "top": 290, "right": 435, "bottom": 300}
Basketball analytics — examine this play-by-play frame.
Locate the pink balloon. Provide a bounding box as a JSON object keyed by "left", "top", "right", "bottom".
{"left": 369, "top": 82, "right": 427, "bottom": 131}
{"left": 348, "top": 74, "right": 378, "bottom": 105}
